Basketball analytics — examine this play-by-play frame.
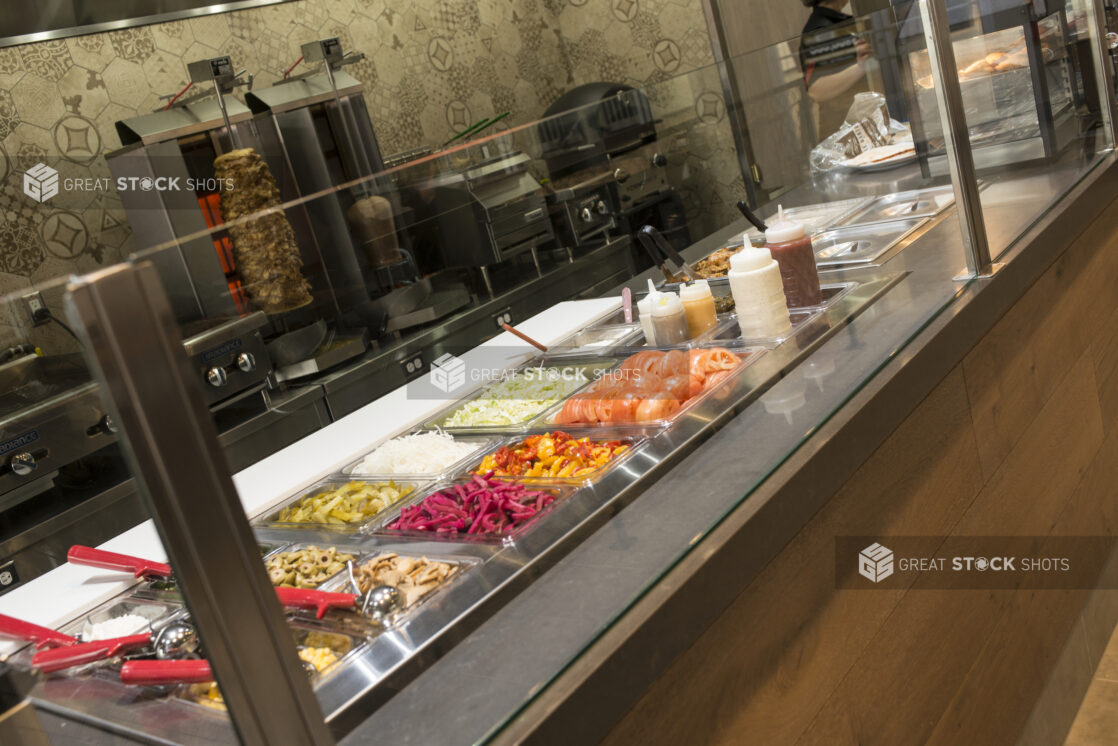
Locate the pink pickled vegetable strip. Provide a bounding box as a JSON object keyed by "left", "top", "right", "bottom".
{"left": 386, "top": 482, "right": 559, "bottom": 537}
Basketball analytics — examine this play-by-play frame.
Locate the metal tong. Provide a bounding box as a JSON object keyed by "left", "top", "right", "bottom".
{"left": 32, "top": 633, "right": 153, "bottom": 674}
{"left": 274, "top": 587, "right": 359, "bottom": 619}
{"left": 0, "top": 614, "right": 78, "bottom": 650}
{"left": 636, "top": 225, "right": 696, "bottom": 282}
{"left": 68, "top": 545, "right": 359, "bottom": 619}
{"left": 68, "top": 545, "right": 172, "bottom": 580}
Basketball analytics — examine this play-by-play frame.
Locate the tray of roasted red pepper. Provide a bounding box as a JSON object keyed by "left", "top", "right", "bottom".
{"left": 376, "top": 476, "right": 576, "bottom": 542}
{"left": 467, "top": 431, "right": 643, "bottom": 483}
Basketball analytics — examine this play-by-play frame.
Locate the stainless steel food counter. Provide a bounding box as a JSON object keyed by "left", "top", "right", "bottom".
{"left": 336, "top": 150, "right": 1118, "bottom": 745}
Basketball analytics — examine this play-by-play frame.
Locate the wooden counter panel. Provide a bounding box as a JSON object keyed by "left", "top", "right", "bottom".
{"left": 599, "top": 367, "right": 984, "bottom": 746}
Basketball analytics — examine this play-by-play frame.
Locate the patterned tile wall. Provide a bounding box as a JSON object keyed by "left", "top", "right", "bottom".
{"left": 0, "top": 0, "right": 742, "bottom": 340}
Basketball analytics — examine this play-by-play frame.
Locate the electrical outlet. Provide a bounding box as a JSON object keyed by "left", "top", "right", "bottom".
{"left": 22, "top": 292, "right": 48, "bottom": 326}
{"left": 399, "top": 354, "right": 424, "bottom": 379}
{"left": 492, "top": 307, "right": 513, "bottom": 329}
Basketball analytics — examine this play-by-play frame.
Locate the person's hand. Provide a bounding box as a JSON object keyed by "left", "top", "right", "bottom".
{"left": 855, "top": 38, "right": 872, "bottom": 69}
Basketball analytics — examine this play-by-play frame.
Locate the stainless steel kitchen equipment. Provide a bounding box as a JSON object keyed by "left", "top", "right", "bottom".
{"left": 182, "top": 312, "right": 272, "bottom": 408}
{"left": 245, "top": 39, "right": 414, "bottom": 318}
{"left": 409, "top": 148, "right": 556, "bottom": 296}
{"left": 537, "top": 83, "right": 686, "bottom": 261}
{"left": 102, "top": 57, "right": 345, "bottom": 489}
{"left": 0, "top": 351, "right": 135, "bottom": 598}
{"left": 0, "top": 354, "right": 111, "bottom": 513}
{"left": 107, "top": 53, "right": 385, "bottom": 389}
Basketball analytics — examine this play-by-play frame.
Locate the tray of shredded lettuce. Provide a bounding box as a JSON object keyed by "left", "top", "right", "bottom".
{"left": 432, "top": 367, "right": 596, "bottom": 429}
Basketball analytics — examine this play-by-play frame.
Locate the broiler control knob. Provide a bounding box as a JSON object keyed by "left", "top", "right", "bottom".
{"left": 613, "top": 168, "right": 630, "bottom": 183}
{"left": 207, "top": 367, "right": 228, "bottom": 387}
{"left": 236, "top": 352, "right": 256, "bottom": 373}
{"left": 10, "top": 452, "right": 35, "bottom": 476}
{"left": 651, "top": 153, "right": 667, "bottom": 167}
{"left": 596, "top": 200, "right": 609, "bottom": 215}
{"left": 580, "top": 207, "right": 594, "bottom": 223}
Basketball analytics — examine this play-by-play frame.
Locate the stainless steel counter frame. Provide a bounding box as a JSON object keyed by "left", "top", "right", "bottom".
{"left": 336, "top": 154, "right": 1116, "bottom": 743}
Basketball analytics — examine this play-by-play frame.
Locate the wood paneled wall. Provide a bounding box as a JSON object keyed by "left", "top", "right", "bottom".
{"left": 601, "top": 200, "right": 1118, "bottom": 744}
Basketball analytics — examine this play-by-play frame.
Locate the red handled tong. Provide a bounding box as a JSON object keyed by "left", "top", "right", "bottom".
{"left": 68, "top": 546, "right": 172, "bottom": 580}
{"left": 0, "top": 614, "right": 78, "bottom": 650}
{"left": 69, "top": 545, "right": 357, "bottom": 619}
{"left": 31, "top": 633, "right": 151, "bottom": 674}
{"left": 120, "top": 659, "right": 213, "bottom": 686}
{"left": 274, "top": 587, "right": 357, "bottom": 619}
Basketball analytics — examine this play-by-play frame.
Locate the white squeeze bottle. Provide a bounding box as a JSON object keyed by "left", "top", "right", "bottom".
{"left": 637, "top": 279, "right": 659, "bottom": 345}
{"left": 650, "top": 290, "right": 691, "bottom": 345}
{"left": 727, "top": 240, "right": 793, "bottom": 339}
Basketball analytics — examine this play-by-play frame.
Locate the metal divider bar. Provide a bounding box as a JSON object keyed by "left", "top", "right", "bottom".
{"left": 1085, "top": 0, "right": 1118, "bottom": 147}
{"left": 64, "top": 262, "right": 333, "bottom": 746}
{"left": 919, "top": 0, "right": 994, "bottom": 277}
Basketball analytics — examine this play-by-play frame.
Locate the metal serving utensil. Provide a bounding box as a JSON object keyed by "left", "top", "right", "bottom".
{"left": 346, "top": 560, "right": 404, "bottom": 619}
{"left": 153, "top": 621, "right": 199, "bottom": 660}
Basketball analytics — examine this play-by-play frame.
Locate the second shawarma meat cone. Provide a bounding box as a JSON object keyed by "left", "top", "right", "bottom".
{"left": 214, "top": 148, "right": 312, "bottom": 314}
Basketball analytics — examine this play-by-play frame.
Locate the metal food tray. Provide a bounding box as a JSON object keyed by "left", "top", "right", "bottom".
{"left": 420, "top": 358, "right": 623, "bottom": 435}
{"left": 733, "top": 197, "right": 874, "bottom": 246}
{"left": 549, "top": 325, "right": 643, "bottom": 356}
{"left": 286, "top": 623, "right": 367, "bottom": 684}
{"left": 44, "top": 598, "right": 188, "bottom": 684}
{"left": 175, "top": 623, "right": 367, "bottom": 711}
{"left": 618, "top": 318, "right": 727, "bottom": 349}
{"left": 704, "top": 309, "right": 823, "bottom": 349}
{"left": 340, "top": 435, "right": 498, "bottom": 482}
{"left": 58, "top": 598, "right": 183, "bottom": 643}
{"left": 457, "top": 432, "right": 649, "bottom": 485}
{"left": 700, "top": 279, "right": 857, "bottom": 347}
{"left": 253, "top": 478, "right": 432, "bottom": 534}
{"left": 836, "top": 186, "right": 956, "bottom": 226}
{"left": 812, "top": 218, "right": 925, "bottom": 268}
{"left": 534, "top": 347, "right": 766, "bottom": 431}
{"left": 372, "top": 479, "right": 581, "bottom": 545}
{"left": 262, "top": 543, "right": 369, "bottom": 589}
{"left": 317, "top": 550, "right": 480, "bottom": 627}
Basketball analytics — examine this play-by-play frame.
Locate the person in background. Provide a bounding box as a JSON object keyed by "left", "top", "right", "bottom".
{"left": 800, "top": 0, "right": 873, "bottom": 136}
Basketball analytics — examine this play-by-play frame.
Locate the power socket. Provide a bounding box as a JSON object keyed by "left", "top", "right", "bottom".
{"left": 22, "top": 292, "right": 49, "bottom": 326}
{"left": 492, "top": 307, "right": 513, "bottom": 329}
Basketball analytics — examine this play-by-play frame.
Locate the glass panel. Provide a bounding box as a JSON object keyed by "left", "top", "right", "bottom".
{"left": 902, "top": 0, "right": 1110, "bottom": 261}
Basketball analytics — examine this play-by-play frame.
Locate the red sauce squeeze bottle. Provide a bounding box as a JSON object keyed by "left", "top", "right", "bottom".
{"left": 764, "top": 205, "right": 822, "bottom": 308}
